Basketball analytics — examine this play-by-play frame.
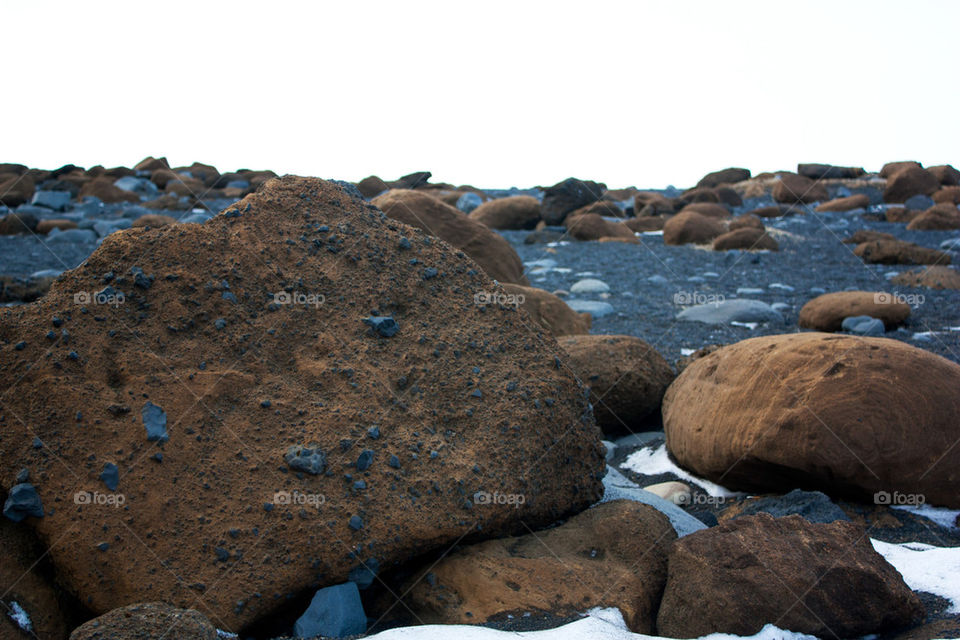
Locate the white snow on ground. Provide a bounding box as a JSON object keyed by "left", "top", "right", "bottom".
{"left": 893, "top": 504, "right": 960, "bottom": 529}
{"left": 621, "top": 443, "right": 742, "bottom": 498}
{"left": 365, "top": 607, "right": 816, "bottom": 640}
{"left": 680, "top": 348, "right": 696, "bottom": 356}
{"left": 872, "top": 539, "right": 960, "bottom": 613}
{"left": 6, "top": 601, "right": 32, "bottom": 633}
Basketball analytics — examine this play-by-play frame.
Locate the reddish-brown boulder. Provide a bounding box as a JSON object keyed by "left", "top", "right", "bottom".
{"left": 401, "top": 500, "right": 675, "bottom": 633}
{"left": 624, "top": 216, "right": 668, "bottom": 232}
{"left": 933, "top": 186, "right": 960, "bottom": 204}
{"left": 711, "top": 227, "right": 778, "bottom": 251}
{"left": 842, "top": 230, "right": 897, "bottom": 244}
{"left": 854, "top": 239, "right": 951, "bottom": 265}
{"left": 500, "top": 283, "right": 590, "bottom": 336}
{"left": 883, "top": 167, "right": 940, "bottom": 203}
{"left": 928, "top": 164, "right": 960, "bottom": 186}
{"left": 679, "top": 202, "right": 729, "bottom": 219}
{"left": 696, "top": 167, "right": 751, "bottom": 188}
{"left": 0, "top": 174, "right": 35, "bottom": 207}
{"left": 663, "top": 332, "right": 960, "bottom": 506}
{"left": 373, "top": 189, "right": 529, "bottom": 284}
{"left": 906, "top": 203, "right": 960, "bottom": 230}
{"left": 798, "top": 291, "right": 910, "bottom": 331}
{"left": 35, "top": 219, "right": 78, "bottom": 234}
{"left": 133, "top": 156, "right": 169, "bottom": 172}
{"left": 880, "top": 161, "right": 922, "bottom": 178}
{"left": 69, "top": 602, "right": 217, "bottom": 640}
{"left": 570, "top": 200, "right": 626, "bottom": 218}
{"left": 468, "top": 196, "right": 541, "bottom": 230}
{"left": 679, "top": 187, "right": 720, "bottom": 203}
{"left": 0, "top": 212, "right": 39, "bottom": 235}
{"left": 540, "top": 178, "right": 605, "bottom": 225}
{"left": 727, "top": 214, "right": 764, "bottom": 231}
{"left": 815, "top": 193, "right": 870, "bottom": 212}
{"left": 749, "top": 205, "right": 795, "bottom": 218}
{"left": 356, "top": 175, "right": 389, "bottom": 198}
{"left": 565, "top": 213, "right": 635, "bottom": 241}
{"left": 557, "top": 335, "right": 674, "bottom": 435}
{"left": 797, "top": 163, "right": 865, "bottom": 180}
{"left": 885, "top": 207, "right": 921, "bottom": 223}
{"left": 771, "top": 173, "right": 828, "bottom": 204}
{"left": 657, "top": 513, "right": 924, "bottom": 638}
{"left": 633, "top": 192, "right": 678, "bottom": 216}
{"left": 892, "top": 266, "right": 960, "bottom": 290}
{"left": 663, "top": 210, "right": 725, "bottom": 245}
{"left": 131, "top": 214, "right": 178, "bottom": 228}
{"left": 78, "top": 178, "right": 139, "bottom": 204}
{"left": 0, "top": 177, "right": 604, "bottom": 630}
{"left": 165, "top": 176, "right": 206, "bottom": 198}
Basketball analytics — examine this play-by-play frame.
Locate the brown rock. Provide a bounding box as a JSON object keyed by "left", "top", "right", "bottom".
{"left": 883, "top": 167, "right": 940, "bottom": 203}
{"left": 656, "top": 513, "right": 924, "bottom": 638}
{"left": 624, "top": 216, "right": 668, "bottom": 232}
{"left": 565, "top": 213, "right": 635, "bottom": 241}
{"left": 78, "top": 178, "right": 139, "bottom": 204}
{"left": 663, "top": 210, "right": 725, "bottom": 246}
{"left": 727, "top": 214, "right": 764, "bottom": 231}
{"left": 711, "top": 228, "right": 778, "bottom": 251}
{"left": 356, "top": 175, "right": 388, "bottom": 198}
{"left": 679, "top": 202, "right": 729, "bottom": 219}
{"left": 401, "top": 500, "right": 676, "bottom": 633}
{"left": 663, "top": 332, "right": 960, "bottom": 506}
{"left": 133, "top": 156, "right": 170, "bottom": 172}
{"left": 570, "top": 200, "right": 626, "bottom": 219}
{"left": 714, "top": 186, "right": 743, "bottom": 207}
{"left": 798, "top": 291, "right": 910, "bottom": 331}
{"left": 0, "top": 213, "right": 39, "bottom": 235}
{"left": 749, "top": 205, "right": 794, "bottom": 218}
{"left": 69, "top": 602, "right": 217, "bottom": 640}
{"left": 842, "top": 230, "right": 897, "bottom": 244}
{"left": 165, "top": 177, "right": 206, "bottom": 198}
{"left": 500, "top": 283, "right": 590, "bottom": 336}
{"left": 797, "top": 163, "right": 866, "bottom": 180}
{"left": 885, "top": 207, "right": 921, "bottom": 223}
{"left": 35, "top": 219, "right": 78, "bottom": 234}
{"left": 906, "top": 203, "right": 960, "bottom": 230}
{"left": 0, "top": 177, "right": 604, "bottom": 629}
{"left": 142, "top": 194, "right": 190, "bottom": 211}
{"left": 696, "top": 167, "right": 751, "bottom": 188}
{"left": 176, "top": 162, "right": 219, "bottom": 187}
{"left": 880, "top": 161, "right": 923, "bottom": 178}
{"left": 468, "top": 196, "right": 541, "bottom": 230}
{"left": 891, "top": 266, "right": 960, "bottom": 290}
{"left": 815, "top": 194, "right": 871, "bottom": 212}
{"left": 633, "top": 192, "right": 678, "bottom": 216}
{"left": 373, "top": 189, "right": 529, "bottom": 284}
{"left": 557, "top": 335, "right": 674, "bottom": 435}
{"left": 540, "top": 178, "right": 605, "bottom": 225}
{"left": 854, "top": 239, "right": 951, "bottom": 265}
{"left": 239, "top": 169, "right": 278, "bottom": 189}
{"left": 928, "top": 164, "right": 960, "bottom": 186}
{"left": 933, "top": 186, "right": 960, "bottom": 204}
{"left": 679, "top": 187, "right": 720, "bottom": 204}
{"left": 0, "top": 274, "right": 57, "bottom": 303}
{"left": 771, "top": 173, "right": 828, "bottom": 204}
{"left": 0, "top": 174, "right": 36, "bottom": 207}
{"left": 131, "top": 214, "right": 178, "bottom": 228}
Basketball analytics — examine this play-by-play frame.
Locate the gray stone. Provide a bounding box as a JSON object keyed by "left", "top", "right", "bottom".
{"left": 677, "top": 299, "right": 782, "bottom": 325}
{"left": 114, "top": 176, "right": 158, "bottom": 195}
{"left": 285, "top": 445, "right": 327, "bottom": 475}
{"left": 566, "top": 300, "right": 615, "bottom": 318}
{"left": 141, "top": 402, "right": 169, "bottom": 442}
{"left": 99, "top": 463, "right": 119, "bottom": 491}
{"left": 570, "top": 278, "right": 610, "bottom": 294}
{"left": 294, "top": 582, "right": 367, "bottom": 639}
{"left": 31, "top": 190, "right": 72, "bottom": 211}
{"left": 3, "top": 483, "right": 44, "bottom": 522}
{"left": 363, "top": 316, "right": 398, "bottom": 337}
{"left": 45, "top": 228, "right": 97, "bottom": 244}
{"left": 601, "top": 466, "right": 706, "bottom": 537}
{"left": 735, "top": 489, "right": 850, "bottom": 524}
{"left": 940, "top": 238, "right": 960, "bottom": 251}
{"left": 93, "top": 219, "right": 133, "bottom": 238}
{"left": 841, "top": 315, "right": 885, "bottom": 337}
{"left": 456, "top": 192, "right": 483, "bottom": 213}
{"left": 904, "top": 194, "right": 935, "bottom": 211}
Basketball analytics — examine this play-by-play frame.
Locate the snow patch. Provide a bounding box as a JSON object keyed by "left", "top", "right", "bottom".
{"left": 872, "top": 539, "right": 960, "bottom": 613}
{"left": 892, "top": 504, "right": 960, "bottom": 529}
{"left": 6, "top": 601, "right": 32, "bottom": 633}
{"left": 621, "top": 444, "right": 741, "bottom": 498}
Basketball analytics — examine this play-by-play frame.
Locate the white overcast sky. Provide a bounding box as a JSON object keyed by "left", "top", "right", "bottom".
{"left": 3, "top": 1, "right": 958, "bottom": 189}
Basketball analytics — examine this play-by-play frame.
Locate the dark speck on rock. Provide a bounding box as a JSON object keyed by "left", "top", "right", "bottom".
{"left": 97, "top": 542, "right": 110, "bottom": 552}
{"left": 470, "top": 388, "right": 482, "bottom": 399}
{"left": 260, "top": 399, "right": 272, "bottom": 408}
{"left": 14, "top": 341, "right": 26, "bottom": 350}
{"left": 15, "top": 468, "right": 29, "bottom": 483}
{"left": 32, "top": 437, "right": 42, "bottom": 449}
{"left": 215, "top": 547, "right": 230, "bottom": 562}
{"left": 222, "top": 291, "right": 238, "bottom": 304}
{"left": 398, "top": 237, "right": 411, "bottom": 250}
{"left": 52, "top": 316, "right": 63, "bottom": 327}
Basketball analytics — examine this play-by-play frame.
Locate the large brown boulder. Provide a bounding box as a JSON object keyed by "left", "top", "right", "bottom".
{"left": 727, "top": 214, "right": 764, "bottom": 231}
{"left": 356, "top": 175, "right": 389, "bottom": 198}
{"left": 814, "top": 193, "right": 870, "bottom": 212}
{"left": 711, "top": 228, "right": 778, "bottom": 251}
{"left": 906, "top": 203, "right": 960, "bottom": 230}
{"left": 633, "top": 192, "right": 678, "bottom": 216}
{"left": 771, "top": 173, "right": 828, "bottom": 204}
{"left": 557, "top": 335, "right": 674, "bottom": 436}
{"left": 468, "top": 195, "right": 541, "bottom": 230}
{"left": 570, "top": 200, "right": 626, "bottom": 218}
{"left": 928, "top": 164, "right": 960, "bottom": 186}
{"left": 69, "top": 602, "right": 217, "bottom": 640}
{"left": 0, "top": 212, "right": 39, "bottom": 235}
{"left": 656, "top": 513, "right": 923, "bottom": 638}
{"left": 696, "top": 167, "right": 751, "bottom": 188}
{"left": 540, "top": 178, "right": 605, "bottom": 225}
{"left": 400, "top": 500, "right": 676, "bottom": 633}
{"left": 854, "top": 239, "right": 951, "bottom": 265}
{"left": 933, "top": 186, "right": 960, "bottom": 204}
{"left": 663, "top": 210, "right": 725, "bottom": 245}
{"left": 565, "top": 213, "right": 635, "bottom": 241}
{"left": 880, "top": 161, "right": 922, "bottom": 178}
{"left": 625, "top": 216, "right": 668, "bottom": 232}
{"left": 133, "top": 156, "right": 169, "bottom": 172}
{"left": 373, "top": 189, "right": 528, "bottom": 284}
{"left": 883, "top": 167, "right": 939, "bottom": 203}
{"left": 798, "top": 291, "right": 910, "bottom": 331}
{"left": 500, "top": 283, "right": 590, "bottom": 336}
{"left": 842, "top": 230, "right": 897, "bottom": 244}
{"left": 0, "top": 177, "right": 604, "bottom": 630}
{"left": 679, "top": 202, "right": 729, "bottom": 219}
{"left": 78, "top": 178, "right": 140, "bottom": 204}
{"left": 0, "top": 174, "right": 36, "bottom": 207}
{"left": 663, "top": 333, "right": 960, "bottom": 506}
{"left": 891, "top": 266, "right": 960, "bottom": 290}
{"left": 797, "top": 163, "right": 865, "bottom": 180}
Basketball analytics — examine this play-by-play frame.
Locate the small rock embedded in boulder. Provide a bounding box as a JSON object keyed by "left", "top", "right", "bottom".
{"left": 69, "top": 602, "right": 218, "bottom": 640}
{"left": 294, "top": 582, "right": 367, "bottom": 639}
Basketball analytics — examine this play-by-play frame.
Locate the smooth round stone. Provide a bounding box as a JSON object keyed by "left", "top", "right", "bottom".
{"left": 570, "top": 278, "right": 610, "bottom": 294}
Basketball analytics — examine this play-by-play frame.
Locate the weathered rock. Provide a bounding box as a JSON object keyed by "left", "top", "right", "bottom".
{"left": 570, "top": 200, "right": 626, "bottom": 219}
{"left": 797, "top": 163, "right": 865, "bottom": 180}
{"left": 696, "top": 167, "right": 750, "bottom": 188}
{"left": 633, "top": 192, "right": 677, "bottom": 216}
{"left": 0, "top": 176, "right": 604, "bottom": 630}
{"left": 0, "top": 174, "right": 36, "bottom": 207}
{"left": 771, "top": 173, "right": 828, "bottom": 204}
{"left": 355, "top": 176, "right": 389, "bottom": 198}
{"left": 798, "top": 291, "right": 910, "bottom": 331}
{"left": 928, "top": 164, "right": 960, "bottom": 186}
{"left": 679, "top": 202, "right": 729, "bottom": 219}
{"left": 727, "top": 214, "right": 764, "bottom": 231}
{"left": 712, "top": 228, "right": 778, "bottom": 251}
{"left": 663, "top": 333, "right": 960, "bottom": 507}
{"left": 624, "top": 216, "right": 668, "bottom": 232}
{"left": 0, "top": 213, "right": 39, "bottom": 235}
{"left": 676, "top": 299, "right": 781, "bottom": 325}
{"left": 733, "top": 489, "right": 850, "bottom": 524}
{"left": 565, "top": 213, "right": 635, "bottom": 241}
{"left": 69, "top": 602, "right": 217, "bottom": 640}
{"left": 401, "top": 500, "right": 676, "bottom": 633}
{"left": 748, "top": 205, "right": 795, "bottom": 218}
{"left": 35, "top": 219, "right": 78, "bottom": 234}
{"left": 78, "top": 178, "right": 139, "bottom": 204}
{"left": 891, "top": 266, "right": 960, "bottom": 290}
{"left": 500, "top": 283, "right": 590, "bottom": 336}
{"left": 540, "top": 178, "right": 606, "bottom": 225}
{"left": 814, "top": 194, "right": 870, "bottom": 212}
{"left": 468, "top": 196, "right": 541, "bottom": 230}
{"left": 678, "top": 187, "right": 720, "bottom": 204}
{"left": 293, "top": 583, "right": 366, "bottom": 639}
{"left": 880, "top": 161, "right": 923, "bottom": 178}
{"left": 656, "top": 514, "right": 924, "bottom": 638}
{"left": 387, "top": 171, "right": 431, "bottom": 190}
{"left": 131, "top": 214, "right": 178, "bottom": 228}
{"left": 557, "top": 335, "right": 674, "bottom": 435}
{"left": 133, "top": 156, "right": 170, "bottom": 172}
{"left": 884, "top": 167, "right": 940, "bottom": 203}
{"left": 854, "top": 239, "right": 951, "bottom": 265}
{"left": 884, "top": 207, "right": 921, "bottom": 223}
{"left": 372, "top": 189, "right": 528, "bottom": 285}
{"left": 906, "top": 203, "right": 960, "bottom": 230}
{"left": 933, "top": 186, "right": 960, "bottom": 204}
{"left": 663, "top": 210, "right": 725, "bottom": 245}
{"left": 842, "top": 230, "right": 897, "bottom": 244}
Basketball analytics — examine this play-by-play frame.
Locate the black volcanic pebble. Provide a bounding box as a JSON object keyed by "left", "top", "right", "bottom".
{"left": 363, "top": 316, "right": 398, "bottom": 337}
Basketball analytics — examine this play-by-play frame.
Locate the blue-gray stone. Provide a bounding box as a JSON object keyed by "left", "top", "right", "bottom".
{"left": 3, "top": 483, "right": 44, "bottom": 522}
{"left": 736, "top": 489, "right": 850, "bottom": 524}
{"left": 285, "top": 445, "right": 327, "bottom": 475}
{"left": 45, "top": 228, "right": 97, "bottom": 244}
{"left": 93, "top": 219, "right": 133, "bottom": 238}
{"left": 904, "top": 194, "right": 935, "bottom": 211}
{"left": 100, "top": 463, "right": 119, "bottom": 491}
{"left": 31, "top": 190, "right": 72, "bottom": 211}
{"left": 677, "top": 299, "right": 782, "bottom": 325}
{"left": 601, "top": 466, "right": 706, "bottom": 537}
{"left": 363, "top": 316, "right": 398, "bottom": 337}
{"left": 456, "top": 192, "right": 483, "bottom": 213}
{"left": 141, "top": 402, "right": 169, "bottom": 442}
{"left": 841, "top": 315, "right": 885, "bottom": 337}
{"left": 348, "top": 515, "right": 363, "bottom": 530}
{"left": 294, "top": 582, "right": 366, "bottom": 639}
{"left": 356, "top": 450, "right": 374, "bottom": 472}
{"left": 348, "top": 558, "right": 379, "bottom": 589}
{"left": 566, "top": 300, "right": 615, "bottom": 318}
